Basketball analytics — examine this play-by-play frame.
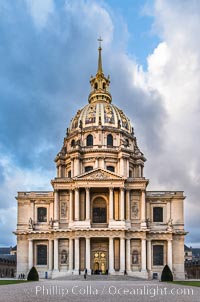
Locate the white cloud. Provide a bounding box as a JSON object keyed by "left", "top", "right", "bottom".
{"left": 26, "top": 0, "right": 54, "bottom": 29}
{"left": 141, "top": 0, "right": 200, "bottom": 245}
{"left": 0, "top": 153, "right": 53, "bottom": 245}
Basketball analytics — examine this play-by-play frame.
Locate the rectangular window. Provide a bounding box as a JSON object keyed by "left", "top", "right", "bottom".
{"left": 37, "top": 207, "right": 47, "bottom": 222}
{"left": 93, "top": 207, "right": 106, "bottom": 223}
{"left": 153, "top": 245, "right": 164, "bottom": 266}
{"left": 37, "top": 245, "right": 47, "bottom": 265}
{"left": 153, "top": 207, "right": 163, "bottom": 222}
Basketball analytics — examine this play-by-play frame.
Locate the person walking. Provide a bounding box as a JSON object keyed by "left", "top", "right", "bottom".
{"left": 84, "top": 268, "right": 87, "bottom": 280}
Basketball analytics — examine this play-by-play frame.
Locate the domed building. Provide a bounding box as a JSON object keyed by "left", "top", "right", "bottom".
{"left": 15, "top": 44, "right": 186, "bottom": 280}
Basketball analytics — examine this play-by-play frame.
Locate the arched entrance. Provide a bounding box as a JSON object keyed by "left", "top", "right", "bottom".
{"left": 92, "top": 197, "right": 107, "bottom": 223}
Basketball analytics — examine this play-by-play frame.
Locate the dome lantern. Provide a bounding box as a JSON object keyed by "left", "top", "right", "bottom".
{"left": 88, "top": 38, "right": 112, "bottom": 104}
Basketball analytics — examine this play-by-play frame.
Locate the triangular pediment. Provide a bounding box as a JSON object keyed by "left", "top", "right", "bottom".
{"left": 74, "top": 168, "right": 125, "bottom": 180}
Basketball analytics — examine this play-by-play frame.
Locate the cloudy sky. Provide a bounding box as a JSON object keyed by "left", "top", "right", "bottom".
{"left": 0, "top": 0, "right": 200, "bottom": 247}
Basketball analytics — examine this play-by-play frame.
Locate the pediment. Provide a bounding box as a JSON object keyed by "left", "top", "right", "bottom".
{"left": 74, "top": 168, "right": 124, "bottom": 180}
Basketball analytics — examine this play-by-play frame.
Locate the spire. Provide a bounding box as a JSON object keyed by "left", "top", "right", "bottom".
{"left": 97, "top": 37, "right": 103, "bottom": 74}
{"left": 88, "top": 38, "right": 112, "bottom": 104}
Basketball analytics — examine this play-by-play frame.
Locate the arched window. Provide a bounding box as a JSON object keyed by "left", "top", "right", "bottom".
{"left": 37, "top": 207, "right": 47, "bottom": 222}
{"left": 71, "top": 139, "right": 76, "bottom": 147}
{"left": 107, "top": 166, "right": 115, "bottom": 172}
{"left": 153, "top": 207, "right": 163, "bottom": 222}
{"left": 107, "top": 134, "right": 113, "bottom": 146}
{"left": 125, "top": 139, "right": 129, "bottom": 147}
{"left": 103, "top": 82, "right": 106, "bottom": 89}
{"left": 68, "top": 170, "right": 71, "bottom": 178}
{"left": 85, "top": 166, "right": 93, "bottom": 172}
{"left": 94, "top": 83, "right": 98, "bottom": 90}
{"left": 86, "top": 134, "right": 93, "bottom": 146}
{"left": 61, "top": 250, "right": 68, "bottom": 264}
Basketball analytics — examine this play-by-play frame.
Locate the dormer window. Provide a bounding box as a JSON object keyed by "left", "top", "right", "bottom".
{"left": 86, "top": 134, "right": 93, "bottom": 146}
{"left": 85, "top": 166, "right": 93, "bottom": 172}
{"left": 107, "top": 134, "right": 113, "bottom": 146}
{"left": 71, "top": 140, "right": 76, "bottom": 147}
{"left": 107, "top": 166, "right": 115, "bottom": 172}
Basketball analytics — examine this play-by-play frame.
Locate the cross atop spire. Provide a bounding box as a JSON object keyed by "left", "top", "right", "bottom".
{"left": 98, "top": 36, "right": 103, "bottom": 48}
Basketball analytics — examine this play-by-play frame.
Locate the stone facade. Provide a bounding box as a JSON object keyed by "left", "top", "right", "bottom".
{"left": 15, "top": 44, "right": 186, "bottom": 280}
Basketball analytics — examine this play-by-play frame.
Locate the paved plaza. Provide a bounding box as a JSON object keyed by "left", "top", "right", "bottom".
{"left": 0, "top": 278, "right": 200, "bottom": 302}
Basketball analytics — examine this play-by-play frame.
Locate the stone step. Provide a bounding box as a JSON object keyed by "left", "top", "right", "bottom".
{"left": 55, "top": 274, "right": 145, "bottom": 281}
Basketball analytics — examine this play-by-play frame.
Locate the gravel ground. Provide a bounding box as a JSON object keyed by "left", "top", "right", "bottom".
{"left": 0, "top": 279, "right": 200, "bottom": 302}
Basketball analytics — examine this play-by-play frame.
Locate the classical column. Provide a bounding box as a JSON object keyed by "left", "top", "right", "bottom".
{"left": 69, "top": 238, "right": 73, "bottom": 272}
{"left": 167, "top": 202, "right": 171, "bottom": 221}
{"left": 126, "top": 190, "right": 130, "bottom": 221}
{"left": 141, "top": 190, "right": 147, "bottom": 228}
{"left": 86, "top": 188, "right": 90, "bottom": 220}
{"left": 71, "top": 159, "right": 74, "bottom": 177}
{"left": 109, "top": 237, "right": 114, "bottom": 273}
{"left": 147, "top": 240, "right": 151, "bottom": 271}
{"left": 30, "top": 200, "right": 35, "bottom": 222}
{"left": 138, "top": 165, "right": 141, "bottom": 177}
{"left": 69, "top": 190, "right": 73, "bottom": 222}
{"left": 109, "top": 187, "right": 114, "bottom": 221}
{"left": 54, "top": 190, "right": 59, "bottom": 224}
{"left": 48, "top": 240, "right": 53, "bottom": 271}
{"left": 95, "top": 158, "right": 99, "bottom": 169}
{"left": 74, "top": 188, "right": 79, "bottom": 221}
{"left": 28, "top": 239, "right": 33, "bottom": 270}
{"left": 74, "top": 238, "right": 79, "bottom": 273}
{"left": 120, "top": 188, "right": 125, "bottom": 221}
{"left": 126, "top": 239, "right": 131, "bottom": 272}
{"left": 86, "top": 238, "right": 91, "bottom": 273}
{"left": 141, "top": 239, "right": 147, "bottom": 271}
{"left": 54, "top": 238, "right": 59, "bottom": 270}
{"left": 74, "top": 157, "right": 80, "bottom": 176}
{"left": 126, "top": 159, "right": 129, "bottom": 177}
{"left": 58, "top": 165, "right": 62, "bottom": 177}
{"left": 120, "top": 238, "right": 125, "bottom": 272}
{"left": 120, "top": 158, "right": 124, "bottom": 176}
{"left": 167, "top": 240, "right": 173, "bottom": 270}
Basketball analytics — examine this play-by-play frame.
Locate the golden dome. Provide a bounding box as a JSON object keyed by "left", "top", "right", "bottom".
{"left": 69, "top": 102, "right": 132, "bottom": 133}
{"left": 69, "top": 41, "right": 132, "bottom": 134}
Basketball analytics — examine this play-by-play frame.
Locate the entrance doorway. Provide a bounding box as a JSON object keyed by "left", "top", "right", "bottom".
{"left": 92, "top": 251, "right": 108, "bottom": 274}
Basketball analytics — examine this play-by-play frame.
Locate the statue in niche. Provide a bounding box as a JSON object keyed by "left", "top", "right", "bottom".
{"left": 146, "top": 218, "right": 150, "bottom": 228}
{"left": 131, "top": 202, "right": 139, "bottom": 219}
{"left": 28, "top": 217, "right": 33, "bottom": 229}
{"left": 49, "top": 217, "right": 53, "bottom": 228}
{"left": 132, "top": 250, "right": 139, "bottom": 264}
{"left": 61, "top": 202, "right": 67, "bottom": 218}
{"left": 167, "top": 218, "right": 173, "bottom": 230}
{"left": 61, "top": 250, "right": 68, "bottom": 264}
